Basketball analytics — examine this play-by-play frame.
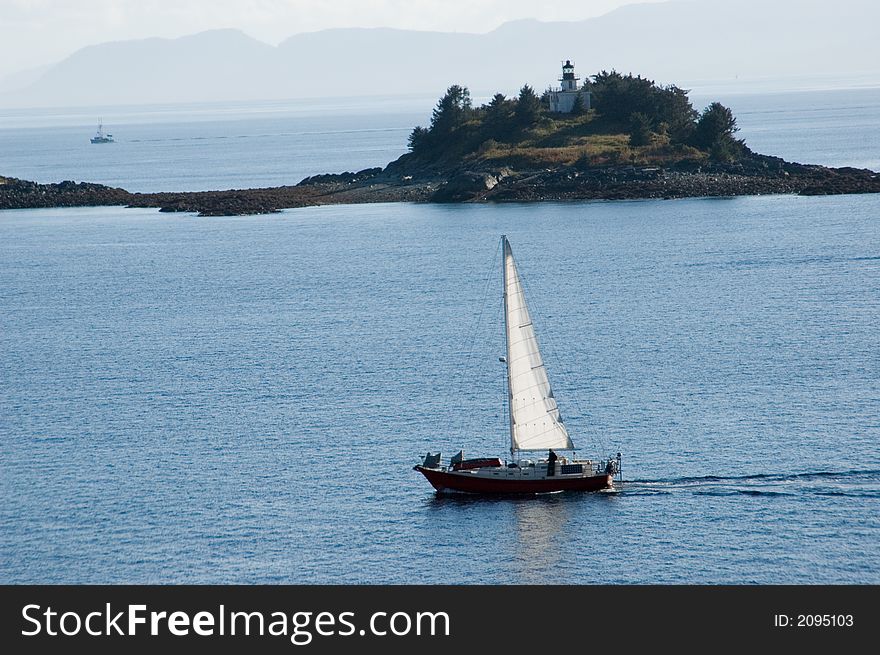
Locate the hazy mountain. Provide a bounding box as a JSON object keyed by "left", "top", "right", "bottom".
{"left": 2, "top": 0, "right": 878, "bottom": 108}
{"left": 0, "top": 64, "right": 51, "bottom": 95}
{"left": 6, "top": 29, "right": 280, "bottom": 107}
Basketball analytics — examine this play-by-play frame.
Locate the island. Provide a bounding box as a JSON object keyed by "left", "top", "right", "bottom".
{"left": 3, "top": 67, "right": 879, "bottom": 216}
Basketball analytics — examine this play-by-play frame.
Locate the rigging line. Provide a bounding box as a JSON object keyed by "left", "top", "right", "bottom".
{"left": 542, "top": 328, "right": 608, "bottom": 455}
{"left": 514, "top": 249, "right": 608, "bottom": 456}
{"left": 499, "top": 293, "right": 509, "bottom": 458}
{"left": 449, "top": 238, "right": 502, "bottom": 442}
{"left": 530, "top": 302, "right": 607, "bottom": 454}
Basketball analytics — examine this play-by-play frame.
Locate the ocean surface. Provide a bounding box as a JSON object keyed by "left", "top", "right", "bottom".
{"left": 1, "top": 88, "right": 879, "bottom": 584}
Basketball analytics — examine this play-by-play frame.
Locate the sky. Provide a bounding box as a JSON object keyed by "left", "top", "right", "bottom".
{"left": 0, "top": 0, "right": 667, "bottom": 79}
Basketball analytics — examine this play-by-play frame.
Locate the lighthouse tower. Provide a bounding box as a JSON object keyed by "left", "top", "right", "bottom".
{"left": 560, "top": 60, "right": 578, "bottom": 92}
{"left": 548, "top": 60, "right": 591, "bottom": 113}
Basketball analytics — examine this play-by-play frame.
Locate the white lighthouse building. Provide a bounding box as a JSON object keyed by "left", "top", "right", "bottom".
{"left": 548, "top": 60, "right": 591, "bottom": 113}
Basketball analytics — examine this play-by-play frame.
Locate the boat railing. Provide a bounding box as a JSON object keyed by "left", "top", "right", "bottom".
{"left": 422, "top": 453, "right": 621, "bottom": 479}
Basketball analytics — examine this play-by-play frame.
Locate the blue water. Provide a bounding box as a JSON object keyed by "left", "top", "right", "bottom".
{"left": 0, "top": 96, "right": 427, "bottom": 192}
{"left": 1, "top": 88, "right": 880, "bottom": 584}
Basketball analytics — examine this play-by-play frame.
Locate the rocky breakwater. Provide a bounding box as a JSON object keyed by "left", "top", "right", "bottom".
{"left": 0, "top": 168, "right": 403, "bottom": 216}
{"left": 425, "top": 155, "right": 880, "bottom": 203}
{"left": 3, "top": 156, "right": 879, "bottom": 216}
{"left": 127, "top": 167, "right": 438, "bottom": 215}
{"left": 0, "top": 176, "right": 133, "bottom": 210}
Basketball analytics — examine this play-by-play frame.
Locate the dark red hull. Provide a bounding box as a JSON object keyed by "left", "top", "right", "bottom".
{"left": 415, "top": 466, "right": 613, "bottom": 494}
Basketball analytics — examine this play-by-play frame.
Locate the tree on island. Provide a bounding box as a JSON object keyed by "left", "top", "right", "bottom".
{"left": 482, "top": 93, "right": 515, "bottom": 139}
{"left": 692, "top": 102, "right": 743, "bottom": 160}
{"left": 431, "top": 84, "right": 472, "bottom": 135}
{"left": 570, "top": 92, "right": 586, "bottom": 116}
{"left": 407, "top": 126, "right": 430, "bottom": 152}
{"left": 628, "top": 112, "right": 653, "bottom": 147}
{"left": 486, "top": 93, "right": 509, "bottom": 119}
{"left": 514, "top": 84, "right": 542, "bottom": 126}
{"left": 590, "top": 70, "right": 697, "bottom": 143}
{"left": 408, "top": 84, "right": 473, "bottom": 154}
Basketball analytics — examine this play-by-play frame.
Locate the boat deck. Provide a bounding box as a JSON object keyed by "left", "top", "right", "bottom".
{"left": 415, "top": 459, "right": 614, "bottom": 494}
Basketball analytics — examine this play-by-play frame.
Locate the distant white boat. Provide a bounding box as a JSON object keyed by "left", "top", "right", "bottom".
{"left": 90, "top": 121, "right": 113, "bottom": 144}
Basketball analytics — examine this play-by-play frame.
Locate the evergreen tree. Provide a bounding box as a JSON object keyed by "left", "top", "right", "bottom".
{"left": 514, "top": 84, "right": 542, "bottom": 126}
{"left": 570, "top": 93, "right": 586, "bottom": 116}
{"left": 693, "top": 102, "right": 737, "bottom": 147}
{"left": 692, "top": 102, "right": 742, "bottom": 159}
{"left": 482, "top": 93, "right": 514, "bottom": 139}
{"left": 628, "top": 112, "right": 653, "bottom": 147}
{"left": 487, "top": 93, "right": 507, "bottom": 114}
{"left": 430, "top": 85, "right": 472, "bottom": 135}
{"left": 407, "top": 126, "right": 429, "bottom": 152}
{"left": 590, "top": 70, "right": 698, "bottom": 143}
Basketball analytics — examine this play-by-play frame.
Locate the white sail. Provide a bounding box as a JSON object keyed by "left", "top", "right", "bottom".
{"left": 503, "top": 237, "right": 574, "bottom": 452}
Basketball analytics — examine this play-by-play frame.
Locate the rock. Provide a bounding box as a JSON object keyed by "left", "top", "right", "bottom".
{"left": 0, "top": 176, "right": 133, "bottom": 210}
{"left": 799, "top": 168, "right": 880, "bottom": 196}
{"left": 432, "top": 171, "right": 499, "bottom": 202}
{"left": 297, "top": 167, "right": 382, "bottom": 186}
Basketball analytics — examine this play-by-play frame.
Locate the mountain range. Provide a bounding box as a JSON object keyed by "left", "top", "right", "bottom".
{"left": 1, "top": 0, "right": 878, "bottom": 108}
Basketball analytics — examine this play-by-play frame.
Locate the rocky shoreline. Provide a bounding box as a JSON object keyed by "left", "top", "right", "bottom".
{"left": 2, "top": 153, "right": 879, "bottom": 216}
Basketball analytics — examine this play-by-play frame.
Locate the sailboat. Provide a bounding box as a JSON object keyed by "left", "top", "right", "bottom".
{"left": 90, "top": 121, "right": 114, "bottom": 144}
{"left": 414, "top": 235, "right": 620, "bottom": 494}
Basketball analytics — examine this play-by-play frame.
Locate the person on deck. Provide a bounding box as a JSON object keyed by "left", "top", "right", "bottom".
{"left": 547, "top": 449, "right": 558, "bottom": 476}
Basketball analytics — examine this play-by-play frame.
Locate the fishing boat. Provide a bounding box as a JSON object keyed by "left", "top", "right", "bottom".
{"left": 414, "top": 235, "right": 620, "bottom": 494}
{"left": 90, "top": 121, "right": 114, "bottom": 144}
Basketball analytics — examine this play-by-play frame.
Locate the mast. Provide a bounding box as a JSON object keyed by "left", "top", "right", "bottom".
{"left": 501, "top": 235, "right": 516, "bottom": 457}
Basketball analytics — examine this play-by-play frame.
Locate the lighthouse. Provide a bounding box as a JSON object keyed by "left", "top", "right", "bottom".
{"left": 561, "top": 60, "right": 578, "bottom": 91}
{"left": 548, "top": 60, "right": 591, "bottom": 113}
